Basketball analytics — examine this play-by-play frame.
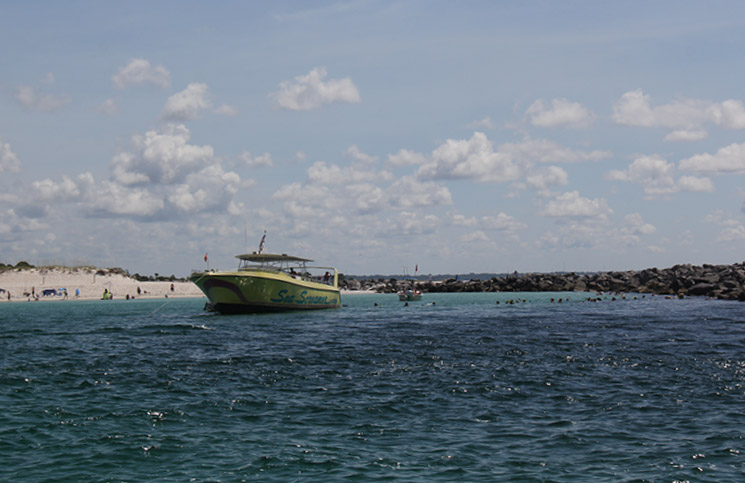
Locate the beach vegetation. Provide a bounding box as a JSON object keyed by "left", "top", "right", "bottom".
{"left": 131, "top": 272, "right": 186, "bottom": 282}
{"left": 1, "top": 260, "right": 188, "bottom": 281}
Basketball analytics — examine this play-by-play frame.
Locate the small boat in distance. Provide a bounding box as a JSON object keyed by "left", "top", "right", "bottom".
{"left": 398, "top": 287, "right": 422, "bottom": 302}
{"left": 190, "top": 252, "right": 341, "bottom": 314}
{"left": 398, "top": 265, "right": 422, "bottom": 301}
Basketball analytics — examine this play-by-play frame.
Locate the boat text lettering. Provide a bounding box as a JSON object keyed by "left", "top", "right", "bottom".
{"left": 270, "top": 289, "right": 336, "bottom": 306}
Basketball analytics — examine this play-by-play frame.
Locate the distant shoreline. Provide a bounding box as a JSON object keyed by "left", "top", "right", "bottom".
{"left": 4, "top": 261, "right": 745, "bottom": 304}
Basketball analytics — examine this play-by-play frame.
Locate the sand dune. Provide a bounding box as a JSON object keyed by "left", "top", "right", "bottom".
{"left": 0, "top": 268, "right": 204, "bottom": 302}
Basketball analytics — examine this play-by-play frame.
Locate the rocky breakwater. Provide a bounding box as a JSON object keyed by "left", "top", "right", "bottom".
{"left": 341, "top": 263, "right": 745, "bottom": 301}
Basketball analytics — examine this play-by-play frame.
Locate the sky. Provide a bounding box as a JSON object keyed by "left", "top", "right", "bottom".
{"left": 3, "top": 1, "right": 745, "bottom": 277}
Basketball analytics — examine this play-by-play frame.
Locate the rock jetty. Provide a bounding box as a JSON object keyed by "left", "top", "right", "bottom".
{"left": 341, "top": 262, "right": 745, "bottom": 301}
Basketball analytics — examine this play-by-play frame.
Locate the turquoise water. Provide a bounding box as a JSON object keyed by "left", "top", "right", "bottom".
{"left": 2, "top": 293, "right": 745, "bottom": 481}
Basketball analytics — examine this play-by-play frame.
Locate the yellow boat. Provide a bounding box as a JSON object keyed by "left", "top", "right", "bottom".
{"left": 189, "top": 253, "right": 341, "bottom": 314}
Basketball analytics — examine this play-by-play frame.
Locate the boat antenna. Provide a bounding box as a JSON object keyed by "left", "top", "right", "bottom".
{"left": 258, "top": 230, "right": 267, "bottom": 254}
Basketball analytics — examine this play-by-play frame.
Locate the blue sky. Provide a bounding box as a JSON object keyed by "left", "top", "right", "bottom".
{"left": 3, "top": 1, "right": 745, "bottom": 276}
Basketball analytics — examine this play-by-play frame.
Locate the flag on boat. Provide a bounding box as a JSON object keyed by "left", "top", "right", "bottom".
{"left": 415, "top": 264, "right": 418, "bottom": 273}
{"left": 258, "top": 231, "right": 266, "bottom": 254}
{"left": 204, "top": 252, "right": 208, "bottom": 262}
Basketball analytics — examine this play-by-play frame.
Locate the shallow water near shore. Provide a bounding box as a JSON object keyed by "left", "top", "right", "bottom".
{"left": 2, "top": 292, "right": 745, "bottom": 481}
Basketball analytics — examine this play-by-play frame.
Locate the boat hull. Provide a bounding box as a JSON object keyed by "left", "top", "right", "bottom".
{"left": 190, "top": 270, "right": 341, "bottom": 314}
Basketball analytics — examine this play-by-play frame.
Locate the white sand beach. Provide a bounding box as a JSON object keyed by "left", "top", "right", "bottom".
{"left": 0, "top": 267, "right": 370, "bottom": 303}
{"left": 0, "top": 268, "right": 204, "bottom": 302}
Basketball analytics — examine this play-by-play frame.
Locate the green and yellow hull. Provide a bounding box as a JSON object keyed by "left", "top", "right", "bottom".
{"left": 189, "top": 269, "right": 341, "bottom": 314}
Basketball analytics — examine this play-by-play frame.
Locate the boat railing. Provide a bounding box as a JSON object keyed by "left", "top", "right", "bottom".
{"left": 284, "top": 265, "right": 338, "bottom": 288}
{"left": 235, "top": 262, "right": 338, "bottom": 288}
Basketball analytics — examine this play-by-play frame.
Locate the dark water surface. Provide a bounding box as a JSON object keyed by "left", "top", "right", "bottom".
{"left": 2, "top": 293, "right": 745, "bottom": 481}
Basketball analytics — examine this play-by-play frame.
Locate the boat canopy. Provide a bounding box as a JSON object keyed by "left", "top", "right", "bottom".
{"left": 235, "top": 253, "right": 313, "bottom": 263}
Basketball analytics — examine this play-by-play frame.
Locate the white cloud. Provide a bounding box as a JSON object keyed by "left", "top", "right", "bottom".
{"left": 613, "top": 89, "right": 745, "bottom": 140}
{"left": 679, "top": 142, "right": 745, "bottom": 174}
{"left": 383, "top": 212, "right": 439, "bottom": 236}
{"left": 664, "top": 129, "right": 707, "bottom": 142}
{"left": 677, "top": 175, "right": 714, "bottom": 192}
{"left": 346, "top": 183, "right": 387, "bottom": 214}
{"left": 705, "top": 212, "right": 745, "bottom": 242}
{"left": 161, "top": 83, "right": 212, "bottom": 121}
{"left": 88, "top": 181, "right": 165, "bottom": 217}
{"left": 613, "top": 89, "right": 707, "bottom": 128}
{"left": 270, "top": 167, "right": 449, "bottom": 229}
{"left": 709, "top": 99, "right": 745, "bottom": 129}
{"left": 0, "top": 138, "right": 21, "bottom": 173}
{"left": 387, "top": 148, "right": 427, "bottom": 167}
{"left": 418, "top": 132, "right": 522, "bottom": 182}
{"left": 607, "top": 154, "right": 713, "bottom": 195}
{"left": 167, "top": 164, "right": 243, "bottom": 215}
{"left": 388, "top": 176, "right": 452, "bottom": 209}
{"left": 270, "top": 67, "right": 361, "bottom": 111}
{"left": 624, "top": 213, "right": 656, "bottom": 235}
{"left": 344, "top": 145, "right": 378, "bottom": 163}
{"left": 112, "top": 58, "right": 170, "bottom": 89}
{"left": 32, "top": 176, "right": 81, "bottom": 202}
{"left": 451, "top": 213, "right": 478, "bottom": 227}
{"left": 526, "top": 166, "right": 569, "bottom": 191}
{"left": 0, "top": 193, "right": 19, "bottom": 203}
{"left": 214, "top": 104, "right": 239, "bottom": 116}
{"left": 705, "top": 210, "right": 727, "bottom": 224}
{"left": 15, "top": 173, "right": 90, "bottom": 219}
{"left": 460, "top": 230, "right": 489, "bottom": 243}
{"left": 450, "top": 211, "right": 526, "bottom": 232}
{"left": 111, "top": 124, "right": 214, "bottom": 185}
{"left": 466, "top": 116, "right": 497, "bottom": 130}
{"left": 607, "top": 155, "right": 676, "bottom": 194}
{"left": 306, "top": 161, "right": 391, "bottom": 185}
{"left": 15, "top": 125, "right": 244, "bottom": 222}
{"left": 541, "top": 191, "right": 612, "bottom": 220}
{"left": 537, "top": 223, "right": 611, "bottom": 250}
{"left": 500, "top": 138, "right": 611, "bottom": 164}
{"left": 418, "top": 133, "right": 608, "bottom": 184}
{"left": 272, "top": 182, "right": 337, "bottom": 218}
{"left": 239, "top": 151, "right": 274, "bottom": 168}
{"left": 717, "top": 223, "right": 745, "bottom": 241}
{"left": 481, "top": 212, "right": 527, "bottom": 231}
{"left": 540, "top": 213, "right": 656, "bottom": 250}
{"left": 14, "top": 85, "right": 71, "bottom": 111}
{"left": 526, "top": 98, "right": 594, "bottom": 128}
{"left": 98, "top": 98, "right": 120, "bottom": 116}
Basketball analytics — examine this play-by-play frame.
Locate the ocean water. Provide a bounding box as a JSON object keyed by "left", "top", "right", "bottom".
{"left": 2, "top": 292, "right": 745, "bottom": 482}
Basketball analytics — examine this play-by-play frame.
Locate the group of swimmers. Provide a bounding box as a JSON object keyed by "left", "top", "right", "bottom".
{"left": 370, "top": 292, "right": 656, "bottom": 307}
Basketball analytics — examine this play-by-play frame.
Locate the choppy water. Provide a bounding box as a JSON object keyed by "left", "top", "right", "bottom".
{"left": 2, "top": 292, "right": 745, "bottom": 481}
